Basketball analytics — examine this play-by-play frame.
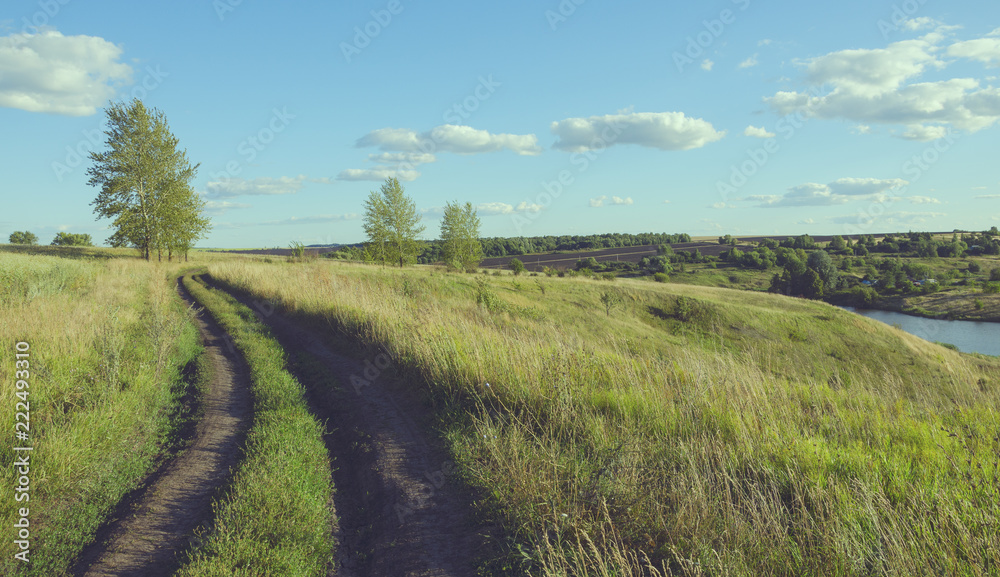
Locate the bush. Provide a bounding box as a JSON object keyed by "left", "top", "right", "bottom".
{"left": 599, "top": 272, "right": 616, "bottom": 281}
{"left": 8, "top": 231, "right": 38, "bottom": 245}
{"left": 50, "top": 232, "right": 93, "bottom": 247}
{"left": 968, "top": 261, "right": 982, "bottom": 273}
{"left": 653, "top": 272, "right": 669, "bottom": 283}
{"left": 599, "top": 291, "right": 624, "bottom": 316}
{"left": 509, "top": 258, "right": 525, "bottom": 276}
{"left": 991, "top": 268, "right": 1000, "bottom": 282}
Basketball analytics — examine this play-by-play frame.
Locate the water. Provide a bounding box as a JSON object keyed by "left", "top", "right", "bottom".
{"left": 841, "top": 307, "right": 1000, "bottom": 356}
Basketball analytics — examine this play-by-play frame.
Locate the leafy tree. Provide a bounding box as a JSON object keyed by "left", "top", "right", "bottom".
{"left": 802, "top": 268, "right": 824, "bottom": 299}
{"left": 828, "top": 235, "right": 847, "bottom": 252}
{"left": 807, "top": 250, "right": 838, "bottom": 290}
{"left": 50, "top": 232, "right": 93, "bottom": 247}
{"left": 88, "top": 99, "right": 207, "bottom": 260}
{"left": 440, "top": 201, "right": 483, "bottom": 271}
{"left": 509, "top": 258, "right": 526, "bottom": 276}
{"left": 968, "top": 261, "right": 982, "bottom": 274}
{"left": 991, "top": 268, "right": 1000, "bottom": 282}
{"left": 8, "top": 231, "right": 37, "bottom": 245}
{"left": 363, "top": 177, "right": 425, "bottom": 267}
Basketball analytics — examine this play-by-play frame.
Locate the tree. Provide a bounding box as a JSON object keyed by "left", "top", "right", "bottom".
{"left": 50, "top": 232, "right": 93, "bottom": 247}
{"left": 807, "top": 250, "right": 838, "bottom": 290}
{"left": 8, "top": 231, "right": 38, "bottom": 245}
{"left": 88, "top": 99, "right": 208, "bottom": 260}
{"left": 828, "top": 235, "right": 847, "bottom": 252}
{"left": 362, "top": 177, "right": 425, "bottom": 267}
{"left": 440, "top": 201, "right": 483, "bottom": 271}
{"left": 509, "top": 258, "right": 526, "bottom": 276}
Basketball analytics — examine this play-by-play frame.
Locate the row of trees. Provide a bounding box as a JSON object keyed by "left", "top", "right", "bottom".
{"left": 7, "top": 231, "right": 93, "bottom": 246}
{"left": 362, "top": 177, "right": 483, "bottom": 270}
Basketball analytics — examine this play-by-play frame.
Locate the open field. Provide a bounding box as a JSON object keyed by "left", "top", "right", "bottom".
{"left": 3, "top": 245, "right": 1000, "bottom": 575}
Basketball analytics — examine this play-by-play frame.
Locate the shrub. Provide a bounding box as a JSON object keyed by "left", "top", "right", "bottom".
{"left": 968, "top": 261, "right": 982, "bottom": 273}
{"left": 509, "top": 258, "right": 525, "bottom": 276}
{"left": 599, "top": 272, "right": 616, "bottom": 281}
{"left": 653, "top": 272, "right": 669, "bottom": 283}
{"left": 599, "top": 291, "right": 624, "bottom": 316}
{"left": 475, "top": 279, "right": 508, "bottom": 314}
{"left": 991, "top": 268, "right": 1000, "bottom": 282}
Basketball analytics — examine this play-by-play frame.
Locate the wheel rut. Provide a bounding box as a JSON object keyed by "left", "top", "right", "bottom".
{"left": 71, "top": 278, "right": 252, "bottom": 577}
{"left": 203, "top": 275, "right": 486, "bottom": 577}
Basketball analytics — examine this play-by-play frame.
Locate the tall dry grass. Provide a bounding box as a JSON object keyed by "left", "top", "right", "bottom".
{"left": 208, "top": 259, "right": 1000, "bottom": 576}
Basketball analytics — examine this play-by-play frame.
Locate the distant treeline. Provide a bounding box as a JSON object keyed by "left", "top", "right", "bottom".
{"left": 417, "top": 232, "right": 691, "bottom": 263}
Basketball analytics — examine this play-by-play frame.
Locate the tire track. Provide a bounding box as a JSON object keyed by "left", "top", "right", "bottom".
{"left": 203, "top": 275, "right": 486, "bottom": 577}
{"left": 71, "top": 279, "right": 252, "bottom": 577}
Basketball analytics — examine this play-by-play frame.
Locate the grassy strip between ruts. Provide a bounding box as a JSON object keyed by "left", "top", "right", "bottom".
{"left": 175, "top": 274, "right": 335, "bottom": 576}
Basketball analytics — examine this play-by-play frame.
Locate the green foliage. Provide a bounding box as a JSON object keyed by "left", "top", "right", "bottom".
{"left": 475, "top": 279, "right": 508, "bottom": 314}
{"left": 653, "top": 272, "right": 669, "bottom": 283}
{"left": 440, "top": 201, "right": 483, "bottom": 271}
{"left": 363, "top": 177, "right": 425, "bottom": 267}
{"left": 509, "top": 257, "right": 526, "bottom": 276}
{"left": 50, "top": 232, "right": 93, "bottom": 247}
{"left": 974, "top": 298, "right": 984, "bottom": 310}
{"left": 8, "top": 230, "right": 37, "bottom": 245}
{"left": 599, "top": 290, "right": 624, "bottom": 316}
{"left": 968, "top": 261, "right": 982, "bottom": 273}
{"left": 88, "top": 99, "right": 209, "bottom": 261}
{"left": 991, "top": 268, "right": 1000, "bottom": 282}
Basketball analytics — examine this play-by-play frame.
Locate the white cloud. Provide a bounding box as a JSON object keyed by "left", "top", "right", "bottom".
{"left": 758, "top": 39, "right": 773, "bottom": 46}
{"left": 356, "top": 124, "right": 541, "bottom": 156}
{"left": 975, "top": 194, "right": 1000, "bottom": 199}
{"left": 701, "top": 59, "right": 714, "bottom": 71}
{"left": 591, "top": 195, "right": 633, "bottom": 207}
{"left": 336, "top": 168, "right": 421, "bottom": 182}
{"left": 0, "top": 31, "right": 132, "bottom": 116}
{"left": 830, "top": 211, "right": 946, "bottom": 225}
{"left": 948, "top": 36, "right": 1000, "bottom": 67}
{"left": 206, "top": 175, "right": 326, "bottom": 198}
{"left": 902, "top": 17, "right": 941, "bottom": 32}
{"left": 754, "top": 178, "right": 907, "bottom": 208}
{"left": 853, "top": 124, "right": 873, "bottom": 134}
{"left": 908, "top": 195, "right": 942, "bottom": 204}
{"left": 662, "top": 199, "right": 671, "bottom": 204}
{"left": 204, "top": 200, "right": 252, "bottom": 214}
{"left": 798, "top": 218, "right": 815, "bottom": 225}
{"left": 766, "top": 32, "right": 1000, "bottom": 139}
{"left": 611, "top": 196, "right": 633, "bottom": 205}
{"left": 476, "top": 202, "right": 515, "bottom": 215}
{"left": 738, "top": 54, "right": 759, "bottom": 69}
{"left": 551, "top": 111, "right": 725, "bottom": 152}
{"left": 744, "top": 125, "right": 775, "bottom": 138}
{"left": 515, "top": 201, "right": 544, "bottom": 213}
{"left": 367, "top": 152, "right": 436, "bottom": 166}
{"left": 900, "top": 124, "right": 951, "bottom": 141}
{"left": 710, "top": 202, "right": 734, "bottom": 209}
{"left": 590, "top": 195, "right": 606, "bottom": 207}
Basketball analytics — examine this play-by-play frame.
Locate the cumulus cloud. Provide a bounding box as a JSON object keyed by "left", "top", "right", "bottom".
{"left": 0, "top": 31, "right": 133, "bottom": 116}
{"left": 206, "top": 175, "right": 328, "bottom": 198}
{"left": 336, "top": 168, "right": 421, "bottom": 182}
{"left": 753, "top": 178, "right": 907, "bottom": 208}
{"left": 765, "top": 31, "right": 1000, "bottom": 140}
{"left": 550, "top": 111, "right": 725, "bottom": 152}
{"left": 356, "top": 124, "right": 541, "bottom": 156}
{"left": 744, "top": 125, "right": 776, "bottom": 138}
{"left": 701, "top": 59, "right": 714, "bottom": 71}
{"left": 204, "top": 200, "right": 252, "bottom": 214}
{"left": 738, "top": 54, "right": 759, "bottom": 68}
{"left": 590, "top": 196, "right": 606, "bottom": 207}
{"left": 515, "top": 201, "right": 543, "bottom": 213}
{"left": 366, "top": 152, "right": 436, "bottom": 166}
{"left": 908, "top": 195, "right": 942, "bottom": 204}
{"left": 590, "top": 195, "right": 633, "bottom": 207}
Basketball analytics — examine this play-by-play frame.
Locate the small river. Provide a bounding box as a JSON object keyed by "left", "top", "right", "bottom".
{"left": 841, "top": 307, "right": 1000, "bottom": 356}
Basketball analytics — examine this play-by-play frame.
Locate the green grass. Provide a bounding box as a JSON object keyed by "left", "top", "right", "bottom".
{"left": 0, "top": 250, "right": 204, "bottom": 576}
{"left": 208, "top": 259, "right": 1000, "bottom": 576}
{"left": 174, "top": 275, "right": 335, "bottom": 576}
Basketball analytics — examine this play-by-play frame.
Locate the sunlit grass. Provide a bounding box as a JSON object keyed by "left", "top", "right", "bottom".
{"left": 209, "top": 259, "right": 1000, "bottom": 576}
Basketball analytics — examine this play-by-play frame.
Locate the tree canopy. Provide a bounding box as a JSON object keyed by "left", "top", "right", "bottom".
{"left": 8, "top": 231, "right": 37, "bottom": 245}
{"left": 88, "top": 99, "right": 210, "bottom": 260}
{"left": 440, "top": 201, "right": 482, "bottom": 271}
{"left": 363, "top": 177, "right": 425, "bottom": 267}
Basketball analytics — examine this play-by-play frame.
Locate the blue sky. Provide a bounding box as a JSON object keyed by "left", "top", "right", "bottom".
{"left": 2, "top": 0, "right": 999, "bottom": 248}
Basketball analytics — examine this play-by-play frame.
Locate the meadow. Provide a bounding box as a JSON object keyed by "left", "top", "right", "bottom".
{"left": 2, "top": 246, "right": 999, "bottom": 575}
{"left": 208, "top": 258, "right": 1000, "bottom": 575}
